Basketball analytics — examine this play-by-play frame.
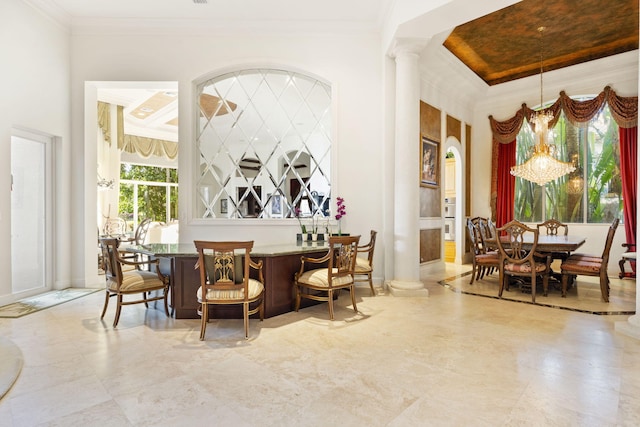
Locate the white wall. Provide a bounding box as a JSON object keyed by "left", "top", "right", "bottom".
{"left": 71, "top": 32, "right": 385, "bottom": 286}
{"left": 0, "top": 0, "right": 71, "bottom": 304}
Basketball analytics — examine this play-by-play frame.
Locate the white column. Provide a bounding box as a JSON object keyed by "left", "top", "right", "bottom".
{"left": 386, "top": 39, "right": 428, "bottom": 297}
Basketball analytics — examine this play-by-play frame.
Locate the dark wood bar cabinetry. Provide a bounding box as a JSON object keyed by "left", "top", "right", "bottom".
{"left": 128, "top": 243, "right": 329, "bottom": 319}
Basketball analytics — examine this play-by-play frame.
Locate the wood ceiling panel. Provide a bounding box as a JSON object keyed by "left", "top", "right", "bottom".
{"left": 444, "top": 0, "right": 639, "bottom": 86}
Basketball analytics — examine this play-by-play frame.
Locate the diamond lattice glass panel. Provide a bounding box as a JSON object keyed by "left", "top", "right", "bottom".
{"left": 196, "top": 69, "right": 332, "bottom": 219}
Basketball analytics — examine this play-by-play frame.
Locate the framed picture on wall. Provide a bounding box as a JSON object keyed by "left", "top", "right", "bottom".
{"left": 420, "top": 137, "right": 439, "bottom": 188}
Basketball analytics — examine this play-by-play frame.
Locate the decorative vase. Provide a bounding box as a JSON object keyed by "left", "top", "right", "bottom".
{"left": 311, "top": 233, "right": 318, "bottom": 242}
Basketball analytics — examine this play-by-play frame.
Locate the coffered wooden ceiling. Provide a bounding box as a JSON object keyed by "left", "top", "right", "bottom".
{"left": 443, "top": 0, "right": 639, "bottom": 86}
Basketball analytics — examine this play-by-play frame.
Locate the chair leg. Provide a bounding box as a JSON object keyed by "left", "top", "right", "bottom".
{"left": 328, "top": 289, "right": 335, "bottom": 320}
{"left": 368, "top": 274, "right": 375, "bottom": 296}
{"left": 350, "top": 285, "right": 358, "bottom": 313}
{"left": 100, "top": 290, "right": 110, "bottom": 319}
{"left": 243, "top": 302, "right": 249, "bottom": 339}
{"left": 163, "top": 287, "right": 170, "bottom": 317}
{"left": 600, "top": 271, "right": 610, "bottom": 303}
{"left": 530, "top": 272, "right": 536, "bottom": 303}
{"left": 199, "top": 304, "right": 208, "bottom": 341}
{"left": 498, "top": 269, "right": 505, "bottom": 297}
{"left": 561, "top": 273, "right": 568, "bottom": 297}
{"left": 294, "top": 284, "right": 301, "bottom": 312}
{"left": 469, "top": 262, "right": 476, "bottom": 284}
{"left": 113, "top": 294, "right": 123, "bottom": 327}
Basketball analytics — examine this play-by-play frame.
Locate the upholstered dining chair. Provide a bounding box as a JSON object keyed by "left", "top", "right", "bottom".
{"left": 466, "top": 218, "right": 499, "bottom": 285}
{"left": 99, "top": 237, "right": 170, "bottom": 327}
{"left": 294, "top": 235, "right": 360, "bottom": 320}
{"left": 194, "top": 240, "right": 265, "bottom": 340}
{"left": 560, "top": 218, "right": 619, "bottom": 302}
{"left": 354, "top": 230, "right": 377, "bottom": 296}
{"left": 537, "top": 218, "right": 570, "bottom": 261}
{"left": 495, "top": 220, "right": 552, "bottom": 303}
{"left": 618, "top": 242, "right": 636, "bottom": 279}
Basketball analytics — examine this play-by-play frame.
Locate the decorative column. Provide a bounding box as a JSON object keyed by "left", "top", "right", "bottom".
{"left": 386, "top": 39, "right": 429, "bottom": 297}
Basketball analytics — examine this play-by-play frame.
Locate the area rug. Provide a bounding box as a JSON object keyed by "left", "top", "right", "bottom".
{"left": 440, "top": 271, "right": 636, "bottom": 315}
{"left": 0, "top": 337, "right": 23, "bottom": 400}
{"left": 0, "top": 288, "right": 101, "bottom": 318}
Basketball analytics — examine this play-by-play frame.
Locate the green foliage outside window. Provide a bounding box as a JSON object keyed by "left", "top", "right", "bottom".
{"left": 119, "top": 163, "right": 178, "bottom": 224}
{"left": 514, "top": 103, "right": 622, "bottom": 224}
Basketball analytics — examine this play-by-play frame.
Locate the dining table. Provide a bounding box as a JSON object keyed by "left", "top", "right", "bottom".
{"left": 487, "top": 234, "right": 587, "bottom": 294}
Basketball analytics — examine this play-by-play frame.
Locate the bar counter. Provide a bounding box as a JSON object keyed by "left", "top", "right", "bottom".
{"left": 127, "top": 241, "right": 330, "bottom": 319}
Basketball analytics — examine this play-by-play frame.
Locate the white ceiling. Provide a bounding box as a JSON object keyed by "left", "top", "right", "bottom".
{"left": 26, "top": 0, "right": 394, "bottom": 32}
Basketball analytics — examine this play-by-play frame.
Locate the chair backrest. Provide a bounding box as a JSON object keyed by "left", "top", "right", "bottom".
{"left": 496, "top": 220, "right": 539, "bottom": 264}
{"left": 358, "top": 230, "right": 377, "bottom": 265}
{"left": 133, "top": 218, "right": 152, "bottom": 244}
{"left": 537, "top": 218, "right": 568, "bottom": 236}
{"left": 478, "top": 218, "right": 496, "bottom": 244}
{"left": 103, "top": 217, "right": 127, "bottom": 237}
{"left": 327, "top": 235, "right": 360, "bottom": 284}
{"left": 194, "top": 240, "right": 253, "bottom": 302}
{"left": 99, "top": 238, "right": 123, "bottom": 286}
{"left": 600, "top": 218, "right": 620, "bottom": 264}
{"left": 467, "top": 218, "right": 482, "bottom": 255}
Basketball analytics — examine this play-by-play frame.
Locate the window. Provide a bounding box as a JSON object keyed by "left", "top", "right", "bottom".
{"left": 514, "top": 102, "right": 622, "bottom": 224}
{"left": 119, "top": 163, "right": 178, "bottom": 226}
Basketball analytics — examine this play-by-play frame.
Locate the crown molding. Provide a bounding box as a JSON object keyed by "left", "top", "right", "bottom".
{"left": 23, "top": 0, "right": 71, "bottom": 28}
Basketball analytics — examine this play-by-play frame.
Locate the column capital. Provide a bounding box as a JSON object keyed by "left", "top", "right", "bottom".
{"left": 388, "top": 37, "right": 429, "bottom": 59}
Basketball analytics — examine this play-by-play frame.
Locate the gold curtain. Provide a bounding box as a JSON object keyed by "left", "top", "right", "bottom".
{"left": 102, "top": 103, "right": 179, "bottom": 160}
{"left": 489, "top": 86, "right": 638, "bottom": 220}
{"left": 97, "top": 101, "right": 111, "bottom": 145}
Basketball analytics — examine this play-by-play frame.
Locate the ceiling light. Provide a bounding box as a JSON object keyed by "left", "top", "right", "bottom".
{"left": 510, "top": 27, "right": 575, "bottom": 186}
{"left": 192, "top": 0, "right": 208, "bottom": 4}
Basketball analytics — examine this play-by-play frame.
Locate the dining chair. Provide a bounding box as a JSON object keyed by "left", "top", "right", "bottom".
{"left": 495, "top": 220, "right": 552, "bottom": 303}
{"left": 466, "top": 218, "right": 499, "bottom": 285}
{"left": 194, "top": 240, "right": 264, "bottom": 340}
{"left": 354, "top": 230, "right": 377, "bottom": 296}
{"left": 537, "top": 218, "right": 570, "bottom": 261}
{"left": 560, "top": 218, "right": 619, "bottom": 302}
{"left": 98, "top": 237, "right": 170, "bottom": 327}
{"left": 119, "top": 218, "right": 152, "bottom": 265}
{"left": 102, "top": 217, "right": 128, "bottom": 238}
{"left": 294, "top": 235, "right": 360, "bottom": 320}
{"left": 618, "top": 242, "right": 636, "bottom": 279}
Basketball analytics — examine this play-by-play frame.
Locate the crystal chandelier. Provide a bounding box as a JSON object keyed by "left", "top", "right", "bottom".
{"left": 97, "top": 173, "right": 114, "bottom": 190}
{"left": 510, "top": 27, "right": 575, "bottom": 186}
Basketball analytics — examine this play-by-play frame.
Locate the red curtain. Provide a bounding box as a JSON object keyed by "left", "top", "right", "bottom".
{"left": 496, "top": 140, "right": 516, "bottom": 228}
{"left": 620, "top": 126, "right": 637, "bottom": 247}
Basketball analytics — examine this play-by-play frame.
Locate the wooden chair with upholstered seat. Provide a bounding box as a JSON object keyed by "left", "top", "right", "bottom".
{"left": 618, "top": 242, "right": 636, "bottom": 279}
{"left": 118, "top": 218, "right": 153, "bottom": 265}
{"left": 560, "top": 218, "right": 619, "bottom": 302}
{"left": 294, "top": 235, "right": 360, "bottom": 320}
{"left": 99, "top": 237, "right": 170, "bottom": 327}
{"left": 194, "top": 240, "right": 265, "bottom": 340}
{"left": 467, "top": 218, "right": 499, "bottom": 284}
{"left": 495, "top": 220, "right": 552, "bottom": 303}
{"left": 537, "top": 218, "right": 570, "bottom": 261}
{"left": 354, "top": 230, "right": 377, "bottom": 296}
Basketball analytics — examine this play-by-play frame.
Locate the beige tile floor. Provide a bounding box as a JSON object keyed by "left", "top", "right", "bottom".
{"left": 0, "top": 264, "right": 639, "bottom": 426}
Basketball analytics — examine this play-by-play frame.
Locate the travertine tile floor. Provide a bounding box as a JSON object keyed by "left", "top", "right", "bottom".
{"left": 0, "top": 264, "right": 639, "bottom": 426}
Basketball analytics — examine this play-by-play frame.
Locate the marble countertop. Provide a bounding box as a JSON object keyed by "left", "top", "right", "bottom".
{"left": 126, "top": 241, "right": 330, "bottom": 257}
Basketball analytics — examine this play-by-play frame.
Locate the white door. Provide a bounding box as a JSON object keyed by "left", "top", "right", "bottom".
{"left": 11, "top": 131, "right": 53, "bottom": 295}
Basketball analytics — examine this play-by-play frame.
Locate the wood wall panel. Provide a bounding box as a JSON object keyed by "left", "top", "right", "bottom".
{"left": 420, "top": 229, "right": 441, "bottom": 263}
{"left": 446, "top": 115, "right": 461, "bottom": 142}
{"left": 420, "top": 102, "right": 441, "bottom": 143}
{"left": 420, "top": 101, "right": 441, "bottom": 218}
